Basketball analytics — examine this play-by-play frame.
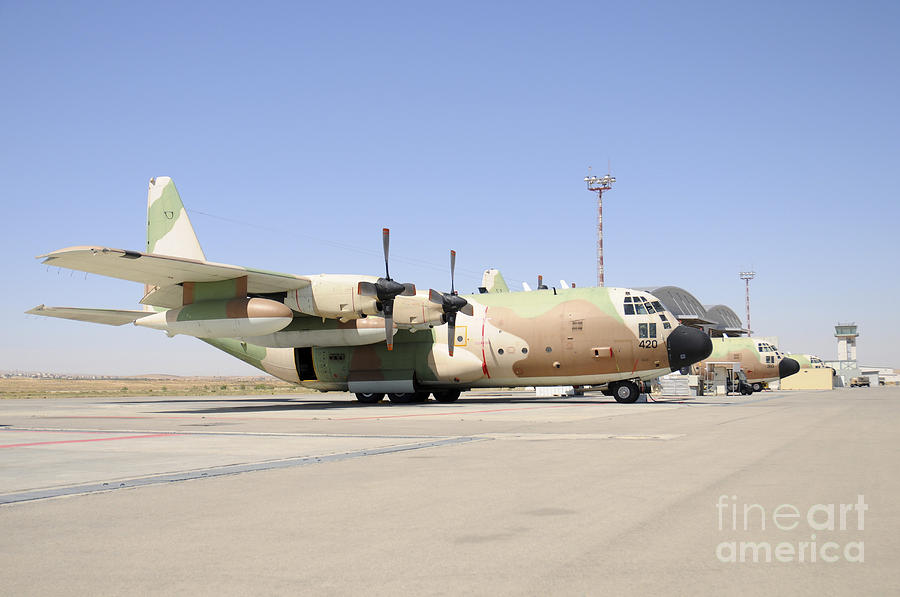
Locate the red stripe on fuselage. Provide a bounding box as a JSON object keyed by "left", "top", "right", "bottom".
{"left": 481, "top": 307, "right": 490, "bottom": 378}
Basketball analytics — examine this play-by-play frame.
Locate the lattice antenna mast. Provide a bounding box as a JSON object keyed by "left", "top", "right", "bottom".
{"left": 739, "top": 271, "right": 756, "bottom": 335}
{"left": 585, "top": 169, "right": 616, "bottom": 286}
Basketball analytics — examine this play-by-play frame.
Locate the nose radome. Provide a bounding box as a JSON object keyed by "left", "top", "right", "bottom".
{"left": 779, "top": 357, "right": 800, "bottom": 379}
{"left": 667, "top": 325, "right": 713, "bottom": 372}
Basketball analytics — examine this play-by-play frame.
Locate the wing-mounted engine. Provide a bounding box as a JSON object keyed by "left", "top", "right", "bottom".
{"left": 391, "top": 292, "right": 447, "bottom": 329}
{"left": 269, "top": 230, "right": 456, "bottom": 346}
{"left": 285, "top": 274, "right": 382, "bottom": 320}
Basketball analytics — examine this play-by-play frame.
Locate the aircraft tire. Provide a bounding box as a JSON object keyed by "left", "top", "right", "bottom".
{"left": 355, "top": 392, "right": 384, "bottom": 404}
{"left": 387, "top": 392, "right": 418, "bottom": 404}
{"left": 433, "top": 390, "right": 461, "bottom": 403}
{"left": 751, "top": 383, "right": 763, "bottom": 393}
{"left": 611, "top": 381, "right": 640, "bottom": 404}
{"left": 413, "top": 391, "right": 431, "bottom": 402}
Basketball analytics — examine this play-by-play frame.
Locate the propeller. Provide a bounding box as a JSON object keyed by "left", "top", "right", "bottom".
{"left": 429, "top": 250, "right": 475, "bottom": 356}
{"left": 357, "top": 228, "right": 416, "bottom": 350}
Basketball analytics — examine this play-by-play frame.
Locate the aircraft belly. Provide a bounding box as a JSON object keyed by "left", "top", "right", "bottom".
{"left": 347, "top": 379, "right": 416, "bottom": 394}
{"left": 473, "top": 367, "right": 671, "bottom": 389}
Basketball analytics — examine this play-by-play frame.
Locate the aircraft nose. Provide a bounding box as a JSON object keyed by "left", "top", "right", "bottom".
{"left": 779, "top": 357, "right": 800, "bottom": 379}
{"left": 667, "top": 325, "right": 713, "bottom": 371}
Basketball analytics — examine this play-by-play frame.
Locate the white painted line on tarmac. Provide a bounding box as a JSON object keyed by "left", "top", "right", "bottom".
{"left": 0, "top": 436, "right": 485, "bottom": 506}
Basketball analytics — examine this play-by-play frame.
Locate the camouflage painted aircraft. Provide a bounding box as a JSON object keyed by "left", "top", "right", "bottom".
{"left": 27, "top": 177, "right": 713, "bottom": 404}
{"left": 692, "top": 337, "right": 800, "bottom": 392}
{"left": 787, "top": 354, "right": 827, "bottom": 369}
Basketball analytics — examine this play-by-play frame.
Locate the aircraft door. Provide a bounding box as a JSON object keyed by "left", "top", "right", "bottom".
{"left": 294, "top": 347, "right": 318, "bottom": 381}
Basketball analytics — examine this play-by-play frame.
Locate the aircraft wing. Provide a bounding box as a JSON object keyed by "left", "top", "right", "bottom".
{"left": 39, "top": 246, "right": 311, "bottom": 295}
{"left": 26, "top": 305, "right": 151, "bottom": 326}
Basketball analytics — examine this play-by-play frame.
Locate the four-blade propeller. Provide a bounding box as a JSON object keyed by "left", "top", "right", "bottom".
{"left": 429, "top": 250, "right": 475, "bottom": 356}
{"left": 357, "top": 228, "right": 416, "bottom": 351}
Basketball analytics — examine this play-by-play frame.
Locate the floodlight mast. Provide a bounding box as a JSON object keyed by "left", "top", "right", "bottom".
{"left": 585, "top": 172, "right": 616, "bottom": 287}
{"left": 739, "top": 271, "right": 756, "bottom": 335}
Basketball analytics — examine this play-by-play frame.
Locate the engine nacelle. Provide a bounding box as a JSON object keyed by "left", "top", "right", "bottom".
{"left": 285, "top": 275, "right": 380, "bottom": 320}
{"left": 285, "top": 276, "right": 446, "bottom": 329}
{"left": 135, "top": 298, "right": 292, "bottom": 338}
{"left": 392, "top": 292, "right": 446, "bottom": 329}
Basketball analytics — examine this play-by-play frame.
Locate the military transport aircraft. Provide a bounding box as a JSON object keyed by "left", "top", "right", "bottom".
{"left": 787, "top": 354, "right": 827, "bottom": 369}
{"left": 692, "top": 337, "right": 800, "bottom": 392}
{"left": 27, "top": 177, "right": 713, "bottom": 404}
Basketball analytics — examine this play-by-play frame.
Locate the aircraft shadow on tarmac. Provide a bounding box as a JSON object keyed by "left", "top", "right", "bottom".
{"left": 106, "top": 394, "right": 731, "bottom": 415}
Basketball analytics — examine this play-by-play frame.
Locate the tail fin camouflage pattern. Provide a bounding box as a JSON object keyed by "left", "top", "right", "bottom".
{"left": 147, "top": 177, "right": 206, "bottom": 261}
{"left": 481, "top": 268, "right": 509, "bottom": 293}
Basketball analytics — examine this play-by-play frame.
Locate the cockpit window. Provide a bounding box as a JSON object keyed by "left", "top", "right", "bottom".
{"left": 623, "top": 296, "right": 670, "bottom": 318}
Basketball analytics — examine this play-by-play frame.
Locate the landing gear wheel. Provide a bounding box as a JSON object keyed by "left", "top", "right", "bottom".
{"left": 413, "top": 391, "right": 431, "bottom": 402}
{"left": 433, "top": 389, "right": 461, "bottom": 403}
{"left": 751, "top": 383, "right": 762, "bottom": 393}
{"left": 387, "top": 392, "right": 418, "bottom": 404}
{"left": 610, "top": 381, "right": 640, "bottom": 404}
{"left": 355, "top": 392, "right": 384, "bottom": 404}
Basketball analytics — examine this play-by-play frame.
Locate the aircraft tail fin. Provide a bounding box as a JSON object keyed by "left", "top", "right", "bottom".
{"left": 481, "top": 268, "right": 510, "bottom": 293}
{"left": 147, "top": 177, "right": 206, "bottom": 261}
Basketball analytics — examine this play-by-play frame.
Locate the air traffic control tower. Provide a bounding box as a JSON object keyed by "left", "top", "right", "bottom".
{"left": 835, "top": 323, "right": 858, "bottom": 361}
{"left": 833, "top": 323, "right": 860, "bottom": 384}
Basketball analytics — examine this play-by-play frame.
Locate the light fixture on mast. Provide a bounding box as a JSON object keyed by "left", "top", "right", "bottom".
{"left": 739, "top": 271, "right": 756, "bottom": 335}
{"left": 585, "top": 171, "right": 616, "bottom": 287}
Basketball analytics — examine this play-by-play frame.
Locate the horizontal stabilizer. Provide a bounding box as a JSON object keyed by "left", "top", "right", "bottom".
{"left": 26, "top": 305, "right": 152, "bottom": 326}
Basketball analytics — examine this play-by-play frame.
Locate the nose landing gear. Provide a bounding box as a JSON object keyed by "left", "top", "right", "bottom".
{"left": 608, "top": 380, "right": 640, "bottom": 404}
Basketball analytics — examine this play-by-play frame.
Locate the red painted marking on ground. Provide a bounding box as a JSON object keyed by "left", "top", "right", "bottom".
{"left": 0, "top": 433, "right": 174, "bottom": 449}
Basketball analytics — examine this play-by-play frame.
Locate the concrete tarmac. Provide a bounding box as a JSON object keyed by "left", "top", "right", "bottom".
{"left": 1, "top": 387, "right": 898, "bottom": 595}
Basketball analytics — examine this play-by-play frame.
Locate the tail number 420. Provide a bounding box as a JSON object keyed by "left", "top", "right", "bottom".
{"left": 638, "top": 340, "right": 658, "bottom": 349}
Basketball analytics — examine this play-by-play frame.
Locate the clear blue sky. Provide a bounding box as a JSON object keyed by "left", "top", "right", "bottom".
{"left": 3, "top": 1, "right": 898, "bottom": 375}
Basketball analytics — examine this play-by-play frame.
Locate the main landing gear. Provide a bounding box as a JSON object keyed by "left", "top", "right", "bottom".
{"left": 353, "top": 390, "right": 461, "bottom": 404}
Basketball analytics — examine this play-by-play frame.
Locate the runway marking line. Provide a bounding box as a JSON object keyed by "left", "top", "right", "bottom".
{"left": 0, "top": 433, "right": 174, "bottom": 449}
